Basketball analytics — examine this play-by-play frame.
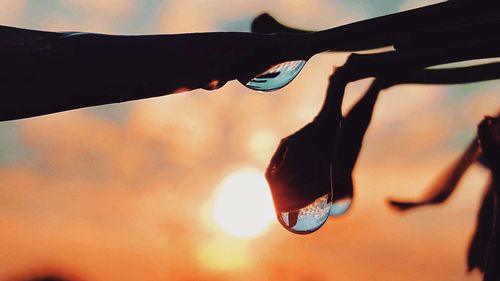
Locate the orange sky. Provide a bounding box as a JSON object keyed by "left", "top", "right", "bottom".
{"left": 0, "top": 0, "right": 499, "bottom": 280}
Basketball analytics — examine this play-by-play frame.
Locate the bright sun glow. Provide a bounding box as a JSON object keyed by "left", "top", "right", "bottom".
{"left": 211, "top": 167, "right": 275, "bottom": 238}
{"left": 198, "top": 237, "right": 250, "bottom": 271}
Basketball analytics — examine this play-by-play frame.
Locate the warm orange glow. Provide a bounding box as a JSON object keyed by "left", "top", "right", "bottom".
{"left": 197, "top": 237, "right": 250, "bottom": 271}
{"left": 2, "top": 2, "right": 496, "bottom": 281}
{"left": 248, "top": 129, "right": 278, "bottom": 162}
{"left": 211, "top": 167, "right": 275, "bottom": 238}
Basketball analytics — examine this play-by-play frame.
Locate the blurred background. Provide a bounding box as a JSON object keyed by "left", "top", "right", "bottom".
{"left": 0, "top": 0, "right": 499, "bottom": 280}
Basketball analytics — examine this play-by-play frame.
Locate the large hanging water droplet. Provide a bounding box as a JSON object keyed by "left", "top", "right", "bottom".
{"left": 329, "top": 197, "right": 352, "bottom": 216}
{"left": 277, "top": 193, "right": 331, "bottom": 234}
{"left": 239, "top": 60, "right": 306, "bottom": 92}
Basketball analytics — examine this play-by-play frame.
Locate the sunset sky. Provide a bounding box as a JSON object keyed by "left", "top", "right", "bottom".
{"left": 0, "top": 1, "right": 499, "bottom": 280}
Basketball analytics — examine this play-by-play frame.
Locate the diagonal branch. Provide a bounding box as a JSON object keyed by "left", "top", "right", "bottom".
{"left": 388, "top": 137, "right": 479, "bottom": 211}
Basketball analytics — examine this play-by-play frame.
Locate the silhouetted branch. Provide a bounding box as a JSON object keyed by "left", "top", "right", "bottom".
{"left": 388, "top": 137, "right": 479, "bottom": 211}
{"left": 0, "top": 28, "right": 309, "bottom": 120}
{"left": 2, "top": 1, "right": 500, "bottom": 120}
{"left": 478, "top": 116, "right": 500, "bottom": 281}
{"left": 468, "top": 182, "right": 494, "bottom": 273}
{"left": 384, "top": 62, "right": 500, "bottom": 86}
{"left": 252, "top": 2, "right": 500, "bottom": 52}
{"left": 266, "top": 41, "right": 500, "bottom": 234}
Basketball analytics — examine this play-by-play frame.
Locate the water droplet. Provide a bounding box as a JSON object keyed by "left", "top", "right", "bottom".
{"left": 329, "top": 197, "right": 352, "bottom": 216}
{"left": 277, "top": 193, "right": 331, "bottom": 234}
{"left": 239, "top": 60, "right": 306, "bottom": 92}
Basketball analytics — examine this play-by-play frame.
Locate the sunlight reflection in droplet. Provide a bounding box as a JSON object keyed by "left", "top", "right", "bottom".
{"left": 278, "top": 194, "right": 331, "bottom": 234}
{"left": 239, "top": 60, "right": 306, "bottom": 92}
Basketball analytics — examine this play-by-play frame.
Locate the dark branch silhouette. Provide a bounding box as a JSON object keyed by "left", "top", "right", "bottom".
{"left": 0, "top": 28, "right": 307, "bottom": 120}
{"left": 251, "top": 2, "right": 500, "bottom": 52}
{"left": 468, "top": 182, "right": 494, "bottom": 273}
{"left": 388, "top": 137, "right": 480, "bottom": 211}
{"left": 261, "top": 9, "right": 500, "bottom": 277}
{"left": 477, "top": 116, "right": 500, "bottom": 281}
{"left": 2, "top": 1, "right": 500, "bottom": 121}
{"left": 266, "top": 58, "right": 500, "bottom": 228}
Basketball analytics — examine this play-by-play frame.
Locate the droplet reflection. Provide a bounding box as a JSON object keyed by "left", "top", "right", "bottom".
{"left": 329, "top": 197, "right": 352, "bottom": 216}
{"left": 278, "top": 193, "right": 331, "bottom": 234}
{"left": 240, "top": 60, "right": 306, "bottom": 92}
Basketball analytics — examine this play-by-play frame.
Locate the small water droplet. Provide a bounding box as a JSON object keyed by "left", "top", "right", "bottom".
{"left": 329, "top": 197, "right": 352, "bottom": 216}
{"left": 239, "top": 60, "right": 306, "bottom": 92}
{"left": 278, "top": 193, "right": 331, "bottom": 234}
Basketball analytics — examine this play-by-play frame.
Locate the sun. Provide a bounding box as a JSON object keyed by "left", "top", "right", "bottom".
{"left": 211, "top": 167, "right": 275, "bottom": 238}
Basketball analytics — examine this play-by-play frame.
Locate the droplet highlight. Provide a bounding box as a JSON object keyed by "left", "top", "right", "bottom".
{"left": 202, "top": 80, "right": 226, "bottom": 91}
{"left": 61, "top": 32, "right": 86, "bottom": 38}
{"left": 277, "top": 193, "right": 331, "bottom": 234}
{"left": 240, "top": 60, "right": 306, "bottom": 92}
